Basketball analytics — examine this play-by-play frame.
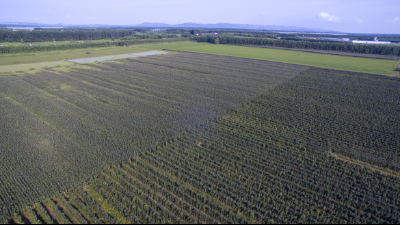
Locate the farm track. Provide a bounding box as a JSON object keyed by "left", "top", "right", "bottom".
{"left": 2, "top": 52, "right": 400, "bottom": 224}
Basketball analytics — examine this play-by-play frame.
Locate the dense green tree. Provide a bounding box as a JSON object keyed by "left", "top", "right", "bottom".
{"left": 181, "top": 32, "right": 192, "bottom": 37}
{"left": 194, "top": 35, "right": 400, "bottom": 56}
{"left": 0, "top": 29, "right": 136, "bottom": 42}
{"left": 134, "top": 28, "right": 148, "bottom": 33}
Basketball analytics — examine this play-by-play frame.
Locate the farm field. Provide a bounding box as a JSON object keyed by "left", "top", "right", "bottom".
{"left": 233, "top": 44, "right": 400, "bottom": 60}
{"left": 0, "top": 41, "right": 192, "bottom": 66}
{"left": 0, "top": 52, "right": 309, "bottom": 221}
{"left": 164, "top": 43, "right": 398, "bottom": 75}
{"left": 0, "top": 51, "right": 167, "bottom": 72}
{"left": 1, "top": 42, "right": 398, "bottom": 76}
{"left": 6, "top": 66, "right": 400, "bottom": 224}
{"left": 0, "top": 61, "right": 74, "bottom": 72}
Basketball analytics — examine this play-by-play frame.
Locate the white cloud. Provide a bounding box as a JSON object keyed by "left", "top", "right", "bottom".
{"left": 65, "top": 15, "right": 71, "bottom": 19}
{"left": 356, "top": 18, "right": 363, "bottom": 24}
{"left": 388, "top": 17, "right": 399, "bottom": 23}
{"left": 261, "top": 12, "right": 266, "bottom": 16}
{"left": 317, "top": 12, "right": 339, "bottom": 22}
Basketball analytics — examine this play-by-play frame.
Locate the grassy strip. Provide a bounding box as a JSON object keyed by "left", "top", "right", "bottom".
{"left": 73, "top": 189, "right": 114, "bottom": 224}
{"left": 163, "top": 43, "right": 398, "bottom": 75}
{"left": 33, "top": 203, "right": 55, "bottom": 224}
{"left": 42, "top": 200, "right": 70, "bottom": 224}
{"left": 53, "top": 198, "right": 79, "bottom": 224}
{"left": 22, "top": 208, "right": 42, "bottom": 224}
{"left": 0, "top": 61, "right": 74, "bottom": 73}
{"left": 64, "top": 193, "right": 102, "bottom": 224}
{"left": 84, "top": 185, "right": 131, "bottom": 224}
{"left": 12, "top": 214, "right": 25, "bottom": 224}
{"left": 0, "top": 41, "right": 192, "bottom": 66}
{"left": 330, "top": 153, "right": 400, "bottom": 178}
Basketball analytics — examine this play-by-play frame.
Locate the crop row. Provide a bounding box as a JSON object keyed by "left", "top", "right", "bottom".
{"left": 0, "top": 52, "right": 309, "bottom": 220}
{"left": 8, "top": 67, "right": 400, "bottom": 224}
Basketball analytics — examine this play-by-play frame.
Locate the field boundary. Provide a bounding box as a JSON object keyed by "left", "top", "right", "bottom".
{"left": 330, "top": 152, "right": 400, "bottom": 178}
{"left": 228, "top": 44, "right": 399, "bottom": 60}
{"left": 0, "top": 51, "right": 168, "bottom": 73}
{"left": 163, "top": 49, "right": 399, "bottom": 77}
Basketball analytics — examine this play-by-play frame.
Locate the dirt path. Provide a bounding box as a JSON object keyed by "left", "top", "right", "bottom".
{"left": 330, "top": 152, "right": 400, "bottom": 178}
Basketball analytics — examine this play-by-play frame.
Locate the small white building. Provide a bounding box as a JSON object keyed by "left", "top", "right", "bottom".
{"left": 350, "top": 37, "right": 391, "bottom": 44}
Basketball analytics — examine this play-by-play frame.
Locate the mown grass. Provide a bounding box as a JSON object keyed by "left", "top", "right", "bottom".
{"left": 164, "top": 43, "right": 398, "bottom": 75}
{"left": 84, "top": 186, "right": 130, "bottom": 224}
{"left": 0, "top": 61, "right": 74, "bottom": 73}
{"left": 0, "top": 41, "right": 192, "bottom": 66}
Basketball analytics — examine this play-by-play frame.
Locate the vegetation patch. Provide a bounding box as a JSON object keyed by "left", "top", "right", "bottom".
{"left": 164, "top": 43, "right": 397, "bottom": 75}
{"left": 330, "top": 153, "right": 400, "bottom": 178}
{"left": 85, "top": 186, "right": 131, "bottom": 224}
{"left": 0, "top": 52, "right": 307, "bottom": 221}
{"left": 5, "top": 54, "right": 400, "bottom": 224}
{"left": 0, "top": 61, "right": 74, "bottom": 73}
{"left": 0, "top": 41, "right": 191, "bottom": 66}
{"left": 68, "top": 51, "right": 167, "bottom": 64}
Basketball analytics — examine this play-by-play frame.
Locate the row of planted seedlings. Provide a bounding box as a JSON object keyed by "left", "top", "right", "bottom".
{"left": 151, "top": 120, "right": 395, "bottom": 224}
{"left": 204, "top": 111, "right": 399, "bottom": 222}
{"left": 142, "top": 133, "right": 325, "bottom": 224}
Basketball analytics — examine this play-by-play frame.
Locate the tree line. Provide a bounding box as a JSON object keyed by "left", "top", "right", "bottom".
{"left": 194, "top": 35, "right": 400, "bottom": 56}
{"left": 120, "top": 33, "right": 178, "bottom": 40}
{"left": 278, "top": 33, "right": 400, "bottom": 42}
{"left": 0, "top": 29, "right": 136, "bottom": 42}
{"left": 0, "top": 37, "right": 189, "bottom": 54}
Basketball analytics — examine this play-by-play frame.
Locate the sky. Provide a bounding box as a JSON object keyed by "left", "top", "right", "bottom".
{"left": 1, "top": 0, "right": 399, "bottom": 34}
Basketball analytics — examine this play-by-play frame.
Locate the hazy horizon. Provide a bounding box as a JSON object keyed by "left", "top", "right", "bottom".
{"left": 1, "top": 0, "right": 400, "bottom": 34}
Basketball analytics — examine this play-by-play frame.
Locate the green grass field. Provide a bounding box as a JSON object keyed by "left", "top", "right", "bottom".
{"left": 0, "top": 42, "right": 192, "bottom": 66}
{"left": 0, "top": 41, "right": 398, "bottom": 75}
{"left": 1, "top": 38, "right": 119, "bottom": 47}
{"left": 163, "top": 43, "right": 398, "bottom": 75}
{"left": 0, "top": 61, "right": 74, "bottom": 73}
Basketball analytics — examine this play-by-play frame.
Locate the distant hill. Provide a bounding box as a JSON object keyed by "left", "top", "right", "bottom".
{"left": 0, "top": 21, "right": 338, "bottom": 33}
{"left": 135, "top": 22, "right": 337, "bottom": 32}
